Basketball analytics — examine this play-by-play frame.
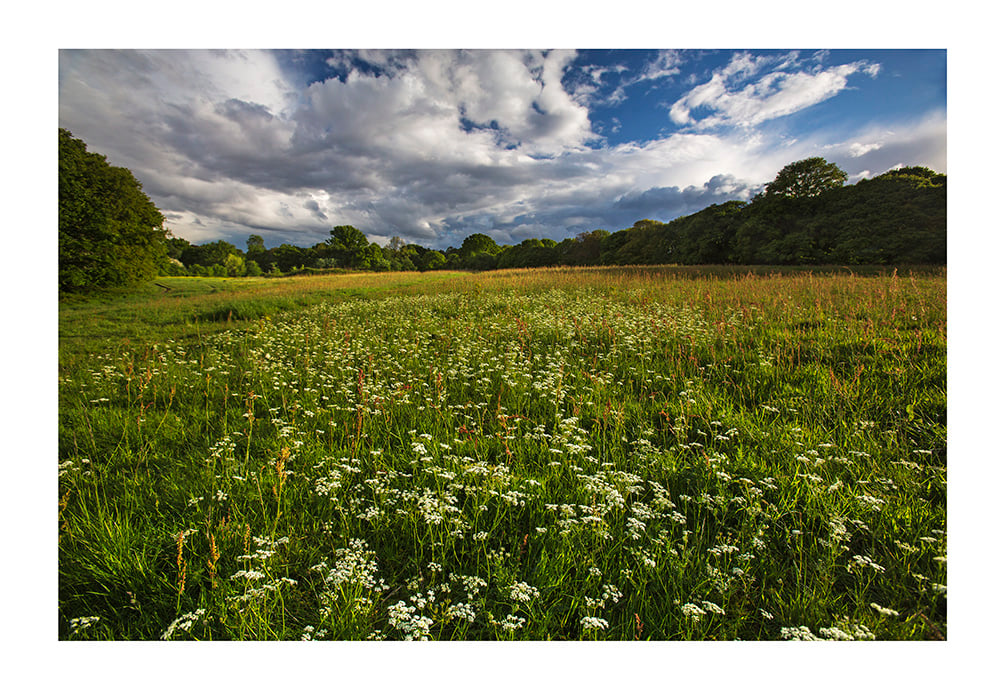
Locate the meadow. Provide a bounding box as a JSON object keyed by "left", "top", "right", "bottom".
{"left": 58, "top": 266, "right": 947, "bottom": 640}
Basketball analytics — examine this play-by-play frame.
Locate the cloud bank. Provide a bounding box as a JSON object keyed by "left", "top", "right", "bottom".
{"left": 58, "top": 49, "right": 946, "bottom": 249}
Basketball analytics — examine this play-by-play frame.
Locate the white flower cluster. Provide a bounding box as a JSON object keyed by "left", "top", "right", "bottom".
{"left": 314, "top": 538, "right": 382, "bottom": 591}
{"left": 446, "top": 602, "right": 477, "bottom": 623}
{"left": 580, "top": 616, "right": 609, "bottom": 630}
{"left": 818, "top": 622, "right": 875, "bottom": 641}
{"left": 161, "top": 609, "right": 207, "bottom": 640}
{"left": 69, "top": 615, "right": 100, "bottom": 633}
{"left": 870, "top": 602, "right": 899, "bottom": 617}
{"left": 779, "top": 625, "right": 821, "bottom": 641}
{"left": 300, "top": 625, "right": 329, "bottom": 640}
{"left": 227, "top": 535, "right": 296, "bottom": 607}
{"left": 700, "top": 600, "right": 725, "bottom": 615}
{"left": 848, "top": 554, "right": 886, "bottom": 574}
{"left": 387, "top": 601, "right": 434, "bottom": 640}
{"left": 498, "top": 614, "right": 526, "bottom": 631}
{"left": 681, "top": 603, "right": 706, "bottom": 622}
{"left": 509, "top": 581, "right": 540, "bottom": 603}
{"left": 781, "top": 623, "right": 876, "bottom": 641}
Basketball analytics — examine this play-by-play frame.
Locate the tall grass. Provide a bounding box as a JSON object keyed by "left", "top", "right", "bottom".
{"left": 59, "top": 267, "right": 946, "bottom": 640}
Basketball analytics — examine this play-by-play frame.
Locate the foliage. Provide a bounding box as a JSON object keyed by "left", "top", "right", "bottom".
{"left": 327, "top": 225, "right": 371, "bottom": 269}
{"left": 59, "top": 129, "right": 168, "bottom": 292}
{"left": 460, "top": 233, "right": 501, "bottom": 258}
{"left": 763, "top": 157, "right": 848, "bottom": 199}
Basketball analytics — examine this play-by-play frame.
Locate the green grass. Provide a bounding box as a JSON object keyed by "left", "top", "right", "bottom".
{"left": 58, "top": 266, "right": 946, "bottom": 640}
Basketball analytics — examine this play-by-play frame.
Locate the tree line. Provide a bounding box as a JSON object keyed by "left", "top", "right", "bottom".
{"left": 164, "top": 157, "right": 945, "bottom": 278}
{"left": 60, "top": 128, "right": 945, "bottom": 293}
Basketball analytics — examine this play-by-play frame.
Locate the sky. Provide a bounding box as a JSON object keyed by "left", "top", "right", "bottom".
{"left": 58, "top": 48, "right": 946, "bottom": 251}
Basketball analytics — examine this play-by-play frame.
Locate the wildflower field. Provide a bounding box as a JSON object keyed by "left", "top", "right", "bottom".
{"left": 58, "top": 266, "right": 947, "bottom": 641}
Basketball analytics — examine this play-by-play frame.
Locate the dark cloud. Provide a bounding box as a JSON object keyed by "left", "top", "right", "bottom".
{"left": 215, "top": 98, "right": 274, "bottom": 123}
{"left": 303, "top": 199, "right": 328, "bottom": 221}
{"left": 613, "top": 174, "right": 758, "bottom": 221}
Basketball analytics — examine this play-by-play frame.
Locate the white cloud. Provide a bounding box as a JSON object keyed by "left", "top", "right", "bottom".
{"left": 821, "top": 112, "right": 946, "bottom": 176}
{"left": 669, "top": 52, "right": 879, "bottom": 130}
{"left": 848, "top": 141, "right": 883, "bottom": 157}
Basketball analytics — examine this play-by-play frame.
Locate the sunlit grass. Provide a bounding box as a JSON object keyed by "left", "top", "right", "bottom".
{"left": 58, "top": 266, "right": 946, "bottom": 640}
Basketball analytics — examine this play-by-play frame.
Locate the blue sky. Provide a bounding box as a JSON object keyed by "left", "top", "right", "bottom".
{"left": 58, "top": 48, "right": 946, "bottom": 250}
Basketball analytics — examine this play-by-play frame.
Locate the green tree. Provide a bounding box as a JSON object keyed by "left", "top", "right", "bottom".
{"left": 459, "top": 233, "right": 500, "bottom": 258}
{"left": 327, "top": 225, "right": 370, "bottom": 268}
{"left": 763, "top": 157, "right": 848, "bottom": 199}
{"left": 419, "top": 250, "right": 447, "bottom": 271}
{"left": 246, "top": 234, "right": 265, "bottom": 254}
{"left": 59, "top": 129, "right": 168, "bottom": 292}
{"left": 223, "top": 253, "right": 246, "bottom": 276}
{"left": 181, "top": 240, "right": 239, "bottom": 268}
{"left": 164, "top": 235, "right": 191, "bottom": 260}
{"left": 245, "top": 259, "right": 263, "bottom": 276}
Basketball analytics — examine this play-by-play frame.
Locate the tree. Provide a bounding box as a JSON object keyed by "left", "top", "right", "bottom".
{"left": 59, "top": 129, "right": 168, "bottom": 292}
{"left": 356, "top": 242, "right": 390, "bottom": 271}
{"left": 164, "top": 235, "right": 191, "bottom": 260}
{"left": 419, "top": 250, "right": 447, "bottom": 271}
{"left": 763, "top": 157, "right": 847, "bottom": 199}
{"left": 223, "top": 253, "right": 246, "bottom": 276}
{"left": 327, "top": 225, "right": 370, "bottom": 268}
{"left": 459, "top": 233, "right": 500, "bottom": 258}
{"left": 181, "top": 240, "right": 239, "bottom": 268}
{"left": 246, "top": 234, "right": 265, "bottom": 254}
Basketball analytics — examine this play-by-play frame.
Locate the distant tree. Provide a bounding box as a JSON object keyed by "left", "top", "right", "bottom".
{"left": 180, "top": 240, "right": 239, "bottom": 268}
{"left": 383, "top": 236, "right": 418, "bottom": 271}
{"left": 878, "top": 166, "right": 946, "bottom": 187}
{"left": 466, "top": 252, "right": 499, "bottom": 271}
{"left": 59, "top": 128, "right": 168, "bottom": 292}
{"left": 357, "top": 242, "right": 390, "bottom": 271}
{"left": 420, "top": 250, "right": 447, "bottom": 271}
{"left": 576, "top": 229, "right": 609, "bottom": 265}
{"left": 763, "top": 157, "right": 847, "bottom": 199}
{"left": 459, "top": 233, "right": 500, "bottom": 258}
{"left": 223, "top": 253, "right": 246, "bottom": 276}
{"left": 598, "top": 230, "right": 632, "bottom": 265}
{"left": 245, "top": 259, "right": 263, "bottom": 276}
{"left": 272, "top": 243, "right": 308, "bottom": 272}
{"left": 164, "top": 235, "right": 191, "bottom": 261}
{"left": 246, "top": 234, "right": 265, "bottom": 254}
{"left": 497, "top": 238, "right": 558, "bottom": 268}
{"left": 327, "top": 225, "right": 370, "bottom": 268}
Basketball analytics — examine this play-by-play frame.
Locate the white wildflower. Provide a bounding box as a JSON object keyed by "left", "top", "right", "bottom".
{"left": 69, "top": 616, "right": 100, "bottom": 633}
{"left": 780, "top": 625, "right": 820, "bottom": 641}
{"left": 870, "top": 603, "right": 899, "bottom": 617}
{"left": 581, "top": 616, "right": 609, "bottom": 630}
{"left": 701, "top": 600, "right": 725, "bottom": 615}
{"left": 161, "top": 609, "right": 206, "bottom": 640}
{"left": 681, "top": 603, "right": 706, "bottom": 622}
{"left": 509, "top": 581, "right": 540, "bottom": 603}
